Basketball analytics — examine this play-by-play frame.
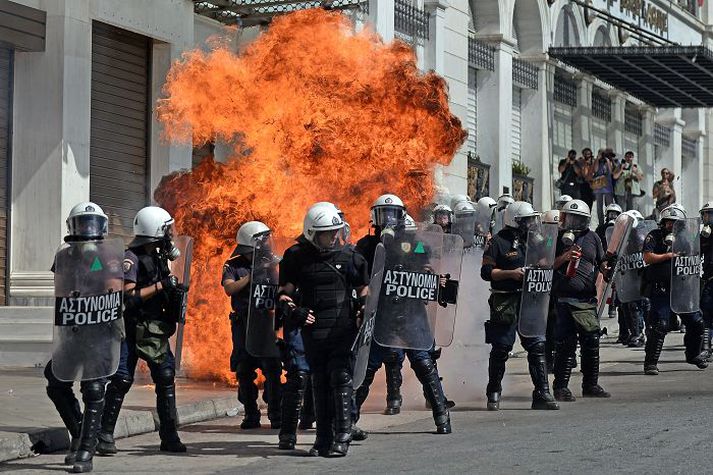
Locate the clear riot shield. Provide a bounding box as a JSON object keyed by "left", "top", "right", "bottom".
{"left": 596, "top": 214, "right": 635, "bottom": 319}
{"left": 352, "top": 243, "right": 385, "bottom": 389}
{"left": 492, "top": 210, "right": 505, "bottom": 235}
{"left": 473, "top": 207, "right": 493, "bottom": 250}
{"left": 452, "top": 212, "right": 476, "bottom": 248}
{"left": 52, "top": 238, "right": 125, "bottom": 382}
{"left": 246, "top": 232, "right": 280, "bottom": 358}
{"left": 614, "top": 220, "right": 656, "bottom": 304}
{"left": 670, "top": 218, "right": 702, "bottom": 314}
{"left": 518, "top": 223, "right": 558, "bottom": 338}
{"left": 169, "top": 235, "right": 193, "bottom": 372}
{"left": 434, "top": 233, "right": 464, "bottom": 347}
{"left": 374, "top": 229, "right": 443, "bottom": 350}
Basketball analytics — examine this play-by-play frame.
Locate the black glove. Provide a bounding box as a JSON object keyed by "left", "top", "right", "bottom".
{"left": 290, "top": 307, "right": 312, "bottom": 326}
{"left": 160, "top": 275, "right": 179, "bottom": 292}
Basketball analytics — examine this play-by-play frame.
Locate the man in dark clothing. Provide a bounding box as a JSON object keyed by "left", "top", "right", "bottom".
{"left": 278, "top": 203, "right": 369, "bottom": 457}
{"left": 222, "top": 221, "right": 282, "bottom": 430}
{"left": 642, "top": 205, "right": 707, "bottom": 375}
{"left": 700, "top": 203, "right": 713, "bottom": 361}
{"left": 552, "top": 199, "right": 611, "bottom": 401}
{"left": 558, "top": 149, "right": 581, "bottom": 199}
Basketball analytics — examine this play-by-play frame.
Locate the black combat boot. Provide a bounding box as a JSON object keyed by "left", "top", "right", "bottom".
{"left": 237, "top": 373, "right": 261, "bottom": 429}
{"left": 156, "top": 383, "right": 186, "bottom": 453}
{"left": 308, "top": 373, "right": 332, "bottom": 457}
{"left": 580, "top": 332, "right": 611, "bottom": 398}
{"left": 684, "top": 317, "right": 709, "bottom": 369}
{"left": 485, "top": 347, "right": 508, "bottom": 411}
{"left": 414, "top": 359, "right": 451, "bottom": 434}
{"left": 703, "top": 327, "right": 712, "bottom": 362}
{"left": 72, "top": 382, "right": 105, "bottom": 473}
{"left": 46, "top": 385, "right": 82, "bottom": 464}
{"left": 553, "top": 339, "right": 576, "bottom": 402}
{"left": 527, "top": 343, "right": 559, "bottom": 410}
{"left": 330, "top": 382, "right": 353, "bottom": 457}
{"left": 278, "top": 371, "right": 307, "bottom": 450}
{"left": 644, "top": 328, "right": 666, "bottom": 375}
{"left": 383, "top": 361, "right": 403, "bottom": 415}
{"left": 96, "top": 376, "right": 132, "bottom": 455}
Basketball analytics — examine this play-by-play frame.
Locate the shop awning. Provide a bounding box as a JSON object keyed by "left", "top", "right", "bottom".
{"left": 548, "top": 46, "right": 713, "bottom": 108}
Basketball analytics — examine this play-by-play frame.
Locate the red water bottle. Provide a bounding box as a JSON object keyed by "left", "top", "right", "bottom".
{"left": 566, "top": 245, "right": 582, "bottom": 278}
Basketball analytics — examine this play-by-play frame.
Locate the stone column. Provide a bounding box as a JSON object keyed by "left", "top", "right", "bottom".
{"left": 607, "top": 91, "right": 625, "bottom": 155}
{"left": 369, "top": 0, "right": 395, "bottom": 42}
{"left": 573, "top": 74, "right": 592, "bottom": 153}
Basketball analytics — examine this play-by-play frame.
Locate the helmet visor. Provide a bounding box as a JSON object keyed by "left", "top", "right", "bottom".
{"left": 561, "top": 213, "right": 590, "bottom": 231}
{"left": 515, "top": 215, "right": 540, "bottom": 232}
{"left": 68, "top": 215, "right": 108, "bottom": 239}
{"left": 373, "top": 206, "right": 405, "bottom": 228}
{"left": 606, "top": 211, "right": 620, "bottom": 222}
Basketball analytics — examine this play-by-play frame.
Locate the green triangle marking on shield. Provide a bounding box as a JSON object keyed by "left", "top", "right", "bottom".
{"left": 90, "top": 256, "right": 103, "bottom": 272}
{"left": 414, "top": 241, "right": 425, "bottom": 254}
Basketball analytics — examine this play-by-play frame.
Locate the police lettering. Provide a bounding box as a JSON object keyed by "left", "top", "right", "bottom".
{"left": 383, "top": 270, "right": 438, "bottom": 301}
{"left": 55, "top": 292, "right": 122, "bottom": 326}
{"left": 616, "top": 252, "right": 645, "bottom": 272}
{"left": 525, "top": 268, "right": 553, "bottom": 293}
{"left": 252, "top": 283, "right": 277, "bottom": 310}
{"left": 674, "top": 255, "right": 702, "bottom": 276}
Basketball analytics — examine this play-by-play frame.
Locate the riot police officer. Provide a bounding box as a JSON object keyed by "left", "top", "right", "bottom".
{"left": 542, "top": 210, "right": 560, "bottom": 372}
{"left": 46, "top": 202, "right": 122, "bottom": 473}
{"left": 552, "top": 200, "right": 610, "bottom": 401}
{"left": 278, "top": 203, "right": 370, "bottom": 456}
{"left": 492, "top": 194, "right": 514, "bottom": 234}
{"left": 97, "top": 207, "right": 187, "bottom": 454}
{"left": 700, "top": 203, "right": 713, "bottom": 360}
{"left": 433, "top": 204, "right": 453, "bottom": 233}
{"left": 481, "top": 201, "right": 559, "bottom": 411}
{"left": 595, "top": 203, "right": 622, "bottom": 249}
{"left": 642, "top": 205, "right": 708, "bottom": 375}
{"left": 555, "top": 194, "right": 573, "bottom": 211}
{"left": 223, "top": 221, "right": 282, "bottom": 429}
{"left": 354, "top": 195, "right": 452, "bottom": 434}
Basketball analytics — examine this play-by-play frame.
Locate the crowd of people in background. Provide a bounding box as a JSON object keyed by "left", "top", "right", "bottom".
{"left": 557, "top": 148, "right": 677, "bottom": 225}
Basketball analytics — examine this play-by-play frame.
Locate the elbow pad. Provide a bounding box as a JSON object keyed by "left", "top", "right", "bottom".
{"left": 481, "top": 264, "right": 494, "bottom": 281}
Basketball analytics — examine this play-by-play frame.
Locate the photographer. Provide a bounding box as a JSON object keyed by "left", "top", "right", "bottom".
{"left": 652, "top": 168, "right": 676, "bottom": 220}
{"left": 613, "top": 151, "right": 643, "bottom": 211}
{"left": 557, "top": 150, "right": 581, "bottom": 199}
{"left": 585, "top": 148, "right": 615, "bottom": 226}
{"left": 578, "top": 148, "right": 595, "bottom": 210}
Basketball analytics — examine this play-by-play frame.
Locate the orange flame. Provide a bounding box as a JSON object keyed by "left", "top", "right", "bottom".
{"left": 155, "top": 9, "right": 466, "bottom": 382}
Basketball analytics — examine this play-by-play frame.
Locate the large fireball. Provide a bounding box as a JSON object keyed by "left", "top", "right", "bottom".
{"left": 155, "top": 8, "right": 466, "bottom": 382}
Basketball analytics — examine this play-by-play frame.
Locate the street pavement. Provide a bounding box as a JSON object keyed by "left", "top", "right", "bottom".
{"left": 3, "top": 327, "right": 712, "bottom": 474}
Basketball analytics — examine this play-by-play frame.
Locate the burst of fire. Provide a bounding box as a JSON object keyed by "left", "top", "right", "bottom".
{"left": 155, "top": 9, "right": 466, "bottom": 382}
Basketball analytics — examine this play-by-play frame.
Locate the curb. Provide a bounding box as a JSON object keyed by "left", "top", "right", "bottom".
{"left": 0, "top": 396, "right": 241, "bottom": 463}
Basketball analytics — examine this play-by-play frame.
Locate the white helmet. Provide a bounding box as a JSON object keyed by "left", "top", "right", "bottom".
{"left": 663, "top": 203, "right": 685, "bottom": 215}
{"left": 476, "top": 197, "right": 497, "bottom": 215}
{"left": 370, "top": 194, "right": 406, "bottom": 228}
{"left": 453, "top": 201, "right": 475, "bottom": 216}
{"left": 303, "top": 202, "right": 344, "bottom": 249}
{"left": 66, "top": 201, "right": 108, "bottom": 239}
{"left": 555, "top": 194, "right": 573, "bottom": 211}
{"left": 560, "top": 199, "right": 591, "bottom": 231}
{"left": 503, "top": 201, "right": 539, "bottom": 229}
{"left": 133, "top": 206, "right": 174, "bottom": 240}
{"left": 404, "top": 213, "right": 418, "bottom": 231}
{"left": 625, "top": 209, "right": 644, "bottom": 223}
{"left": 496, "top": 194, "right": 514, "bottom": 211}
{"left": 542, "top": 209, "right": 560, "bottom": 225}
{"left": 660, "top": 205, "right": 686, "bottom": 223}
{"left": 433, "top": 204, "right": 453, "bottom": 217}
{"left": 236, "top": 221, "right": 270, "bottom": 253}
{"left": 605, "top": 203, "right": 623, "bottom": 222}
{"left": 449, "top": 194, "right": 471, "bottom": 210}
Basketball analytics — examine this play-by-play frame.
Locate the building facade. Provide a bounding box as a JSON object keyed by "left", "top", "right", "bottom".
{"left": 0, "top": 0, "right": 711, "bottom": 365}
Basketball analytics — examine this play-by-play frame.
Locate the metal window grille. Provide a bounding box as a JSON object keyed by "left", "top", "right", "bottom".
{"left": 394, "top": 0, "right": 429, "bottom": 42}
{"left": 554, "top": 76, "right": 576, "bottom": 107}
{"left": 194, "top": 1, "right": 368, "bottom": 24}
{"left": 591, "top": 90, "right": 611, "bottom": 122}
{"left": 624, "top": 103, "right": 642, "bottom": 136}
{"left": 512, "top": 58, "right": 538, "bottom": 89}
{"left": 468, "top": 33, "right": 495, "bottom": 71}
{"left": 682, "top": 136, "right": 698, "bottom": 158}
{"left": 654, "top": 123, "right": 671, "bottom": 147}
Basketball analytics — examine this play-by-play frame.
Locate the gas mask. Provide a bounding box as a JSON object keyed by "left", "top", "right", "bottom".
{"left": 664, "top": 233, "right": 675, "bottom": 247}
{"left": 561, "top": 230, "right": 576, "bottom": 247}
{"left": 702, "top": 226, "right": 712, "bottom": 239}
{"left": 162, "top": 237, "right": 181, "bottom": 261}
{"left": 701, "top": 211, "right": 713, "bottom": 238}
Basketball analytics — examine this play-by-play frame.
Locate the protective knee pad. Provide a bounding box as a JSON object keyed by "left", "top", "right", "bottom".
{"left": 688, "top": 315, "right": 706, "bottom": 334}
{"left": 525, "top": 341, "right": 546, "bottom": 357}
{"left": 383, "top": 350, "right": 404, "bottom": 366}
{"left": 80, "top": 380, "right": 105, "bottom": 403}
{"left": 108, "top": 375, "right": 133, "bottom": 396}
{"left": 329, "top": 368, "right": 352, "bottom": 388}
{"left": 154, "top": 367, "right": 176, "bottom": 387}
{"left": 285, "top": 370, "right": 309, "bottom": 392}
{"left": 411, "top": 355, "right": 437, "bottom": 379}
{"left": 579, "top": 332, "right": 600, "bottom": 351}
{"left": 429, "top": 347, "right": 442, "bottom": 361}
